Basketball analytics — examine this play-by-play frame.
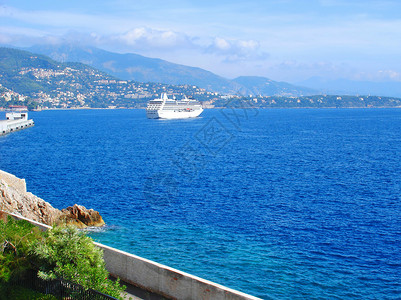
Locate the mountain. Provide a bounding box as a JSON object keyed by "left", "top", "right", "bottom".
{"left": 0, "top": 47, "right": 115, "bottom": 108}
{"left": 27, "top": 44, "right": 313, "bottom": 96}
{"left": 298, "top": 77, "right": 401, "bottom": 98}
{"left": 28, "top": 44, "right": 238, "bottom": 93}
{"left": 0, "top": 47, "right": 225, "bottom": 109}
{"left": 4, "top": 47, "right": 399, "bottom": 110}
{"left": 0, "top": 47, "right": 106, "bottom": 95}
{"left": 233, "top": 76, "right": 316, "bottom": 96}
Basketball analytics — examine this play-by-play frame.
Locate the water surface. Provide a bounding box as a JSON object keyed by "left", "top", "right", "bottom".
{"left": 1, "top": 108, "right": 400, "bottom": 299}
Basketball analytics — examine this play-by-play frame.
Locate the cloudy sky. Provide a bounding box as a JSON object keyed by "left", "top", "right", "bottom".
{"left": 1, "top": 0, "right": 401, "bottom": 83}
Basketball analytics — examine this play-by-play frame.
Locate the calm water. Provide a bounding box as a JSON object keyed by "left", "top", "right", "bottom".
{"left": 1, "top": 108, "right": 400, "bottom": 299}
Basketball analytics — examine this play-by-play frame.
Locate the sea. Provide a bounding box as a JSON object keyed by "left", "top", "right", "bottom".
{"left": 0, "top": 108, "right": 400, "bottom": 299}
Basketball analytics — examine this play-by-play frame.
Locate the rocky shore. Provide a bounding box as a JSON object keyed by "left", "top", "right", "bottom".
{"left": 0, "top": 170, "right": 105, "bottom": 228}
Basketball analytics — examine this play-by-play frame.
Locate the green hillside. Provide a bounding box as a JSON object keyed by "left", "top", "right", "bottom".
{"left": 0, "top": 47, "right": 214, "bottom": 109}
{"left": 1, "top": 47, "right": 401, "bottom": 110}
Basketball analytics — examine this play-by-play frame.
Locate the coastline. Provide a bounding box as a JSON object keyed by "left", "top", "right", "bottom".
{"left": 24, "top": 104, "right": 401, "bottom": 111}
{"left": 0, "top": 170, "right": 262, "bottom": 300}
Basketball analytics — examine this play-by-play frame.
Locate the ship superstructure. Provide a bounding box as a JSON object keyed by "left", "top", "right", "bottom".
{"left": 146, "top": 93, "right": 203, "bottom": 119}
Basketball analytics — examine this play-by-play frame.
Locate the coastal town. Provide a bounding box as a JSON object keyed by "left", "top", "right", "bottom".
{"left": 0, "top": 64, "right": 220, "bottom": 110}
{"left": 2, "top": 48, "right": 401, "bottom": 111}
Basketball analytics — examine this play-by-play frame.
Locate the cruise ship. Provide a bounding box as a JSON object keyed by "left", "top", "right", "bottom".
{"left": 146, "top": 93, "right": 203, "bottom": 119}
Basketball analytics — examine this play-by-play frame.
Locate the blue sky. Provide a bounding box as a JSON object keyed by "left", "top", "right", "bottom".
{"left": 1, "top": 0, "right": 401, "bottom": 83}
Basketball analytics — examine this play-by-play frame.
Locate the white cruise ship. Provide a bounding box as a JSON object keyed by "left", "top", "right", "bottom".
{"left": 146, "top": 93, "right": 203, "bottom": 119}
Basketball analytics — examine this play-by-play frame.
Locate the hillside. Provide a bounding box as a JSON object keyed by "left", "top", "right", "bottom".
{"left": 0, "top": 47, "right": 116, "bottom": 108}
{"left": 28, "top": 44, "right": 315, "bottom": 96}
{"left": 213, "top": 94, "right": 401, "bottom": 108}
{"left": 0, "top": 47, "right": 216, "bottom": 109}
{"left": 28, "top": 44, "right": 238, "bottom": 93}
{"left": 233, "top": 76, "right": 316, "bottom": 96}
{"left": 298, "top": 77, "right": 401, "bottom": 98}
{"left": 1, "top": 47, "right": 401, "bottom": 110}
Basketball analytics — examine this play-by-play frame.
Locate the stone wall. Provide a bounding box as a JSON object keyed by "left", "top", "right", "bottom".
{"left": 0, "top": 170, "right": 105, "bottom": 227}
{"left": 0, "top": 169, "right": 27, "bottom": 193}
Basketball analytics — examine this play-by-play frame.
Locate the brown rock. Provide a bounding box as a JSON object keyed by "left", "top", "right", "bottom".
{"left": 0, "top": 171, "right": 105, "bottom": 228}
{"left": 0, "top": 210, "right": 8, "bottom": 222}
{"left": 60, "top": 204, "right": 105, "bottom": 228}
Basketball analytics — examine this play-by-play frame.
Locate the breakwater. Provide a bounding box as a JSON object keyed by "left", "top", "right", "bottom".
{"left": 0, "top": 111, "right": 34, "bottom": 136}
{"left": 0, "top": 118, "right": 34, "bottom": 135}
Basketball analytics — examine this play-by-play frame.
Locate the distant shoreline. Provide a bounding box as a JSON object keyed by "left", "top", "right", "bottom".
{"left": 24, "top": 106, "right": 401, "bottom": 111}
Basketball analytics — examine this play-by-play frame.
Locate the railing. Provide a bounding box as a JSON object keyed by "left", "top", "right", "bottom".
{"left": 8, "top": 269, "right": 119, "bottom": 300}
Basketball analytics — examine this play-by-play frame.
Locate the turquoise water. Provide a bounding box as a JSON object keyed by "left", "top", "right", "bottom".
{"left": 1, "top": 108, "right": 400, "bottom": 299}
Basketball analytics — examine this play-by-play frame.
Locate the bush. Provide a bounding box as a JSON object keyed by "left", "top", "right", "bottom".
{"left": 34, "top": 226, "right": 124, "bottom": 298}
{"left": 0, "top": 284, "right": 57, "bottom": 300}
{"left": 0, "top": 217, "right": 124, "bottom": 299}
{"left": 0, "top": 216, "right": 43, "bottom": 282}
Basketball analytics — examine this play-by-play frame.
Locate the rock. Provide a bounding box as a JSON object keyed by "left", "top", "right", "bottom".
{"left": 61, "top": 204, "right": 105, "bottom": 228}
{"left": 0, "top": 170, "right": 105, "bottom": 228}
{"left": 0, "top": 179, "right": 63, "bottom": 225}
{"left": 0, "top": 210, "right": 8, "bottom": 222}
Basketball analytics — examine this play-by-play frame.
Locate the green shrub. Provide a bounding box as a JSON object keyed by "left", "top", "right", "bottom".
{"left": 0, "top": 217, "right": 43, "bottom": 281}
{"left": 0, "top": 217, "right": 125, "bottom": 299}
{"left": 0, "top": 284, "right": 57, "bottom": 300}
{"left": 34, "top": 225, "right": 124, "bottom": 298}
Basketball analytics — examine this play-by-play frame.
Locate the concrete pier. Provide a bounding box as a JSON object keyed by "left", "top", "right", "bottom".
{"left": 0, "top": 108, "right": 34, "bottom": 136}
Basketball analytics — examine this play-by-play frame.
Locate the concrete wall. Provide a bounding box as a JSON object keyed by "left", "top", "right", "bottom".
{"left": 6, "top": 119, "right": 34, "bottom": 132}
{"left": 3, "top": 211, "right": 262, "bottom": 300}
{"left": 0, "top": 169, "right": 27, "bottom": 194}
{"left": 0, "top": 121, "right": 7, "bottom": 134}
{"left": 0, "top": 118, "right": 34, "bottom": 136}
{"left": 96, "top": 243, "right": 262, "bottom": 300}
{"left": 2, "top": 211, "right": 52, "bottom": 231}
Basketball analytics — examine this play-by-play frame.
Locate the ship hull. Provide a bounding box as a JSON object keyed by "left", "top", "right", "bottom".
{"left": 146, "top": 108, "right": 203, "bottom": 119}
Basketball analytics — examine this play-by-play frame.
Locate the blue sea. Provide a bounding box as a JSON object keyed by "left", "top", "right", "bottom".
{"left": 1, "top": 108, "right": 400, "bottom": 299}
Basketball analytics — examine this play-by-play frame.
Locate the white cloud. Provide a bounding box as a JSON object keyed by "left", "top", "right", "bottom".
{"left": 378, "top": 70, "right": 401, "bottom": 81}
{"left": 206, "top": 37, "right": 268, "bottom": 62}
{"left": 118, "top": 27, "right": 193, "bottom": 49}
{"left": 355, "top": 70, "right": 401, "bottom": 82}
{"left": 237, "top": 40, "right": 259, "bottom": 51}
{"left": 2, "top": 2, "right": 401, "bottom": 82}
{"left": 214, "top": 38, "right": 231, "bottom": 51}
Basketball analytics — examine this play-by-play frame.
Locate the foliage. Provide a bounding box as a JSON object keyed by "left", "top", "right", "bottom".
{"left": 33, "top": 226, "right": 124, "bottom": 299}
{"left": 0, "top": 216, "right": 43, "bottom": 282}
{"left": 0, "top": 284, "right": 57, "bottom": 300}
{"left": 0, "top": 217, "right": 124, "bottom": 299}
{"left": 212, "top": 94, "right": 401, "bottom": 108}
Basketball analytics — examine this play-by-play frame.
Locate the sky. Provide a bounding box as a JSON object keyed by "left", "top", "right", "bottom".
{"left": 1, "top": 0, "right": 401, "bottom": 83}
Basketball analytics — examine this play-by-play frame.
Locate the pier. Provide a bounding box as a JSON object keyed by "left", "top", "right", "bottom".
{"left": 0, "top": 105, "right": 34, "bottom": 136}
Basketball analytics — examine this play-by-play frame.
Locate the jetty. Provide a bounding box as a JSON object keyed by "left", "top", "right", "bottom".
{"left": 0, "top": 105, "right": 34, "bottom": 136}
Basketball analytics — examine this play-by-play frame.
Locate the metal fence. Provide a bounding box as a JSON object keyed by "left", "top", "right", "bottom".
{"left": 9, "top": 269, "right": 119, "bottom": 300}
